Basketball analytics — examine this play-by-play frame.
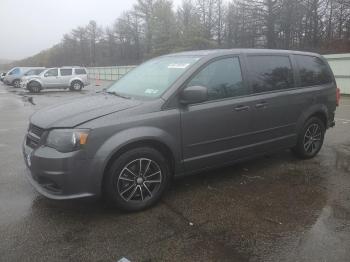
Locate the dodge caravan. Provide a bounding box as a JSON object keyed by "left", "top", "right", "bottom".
{"left": 23, "top": 49, "right": 337, "bottom": 211}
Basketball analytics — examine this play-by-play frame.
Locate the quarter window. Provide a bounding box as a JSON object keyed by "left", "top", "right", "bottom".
{"left": 45, "top": 69, "right": 58, "bottom": 77}
{"left": 187, "top": 57, "right": 245, "bottom": 101}
{"left": 75, "top": 68, "right": 87, "bottom": 75}
{"left": 247, "top": 55, "right": 294, "bottom": 93}
{"left": 60, "top": 69, "right": 73, "bottom": 76}
{"left": 295, "top": 55, "right": 333, "bottom": 87}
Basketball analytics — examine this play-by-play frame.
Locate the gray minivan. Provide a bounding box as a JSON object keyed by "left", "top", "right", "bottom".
{"left": 23, "top": 49, "right": 338, "bottom": 211}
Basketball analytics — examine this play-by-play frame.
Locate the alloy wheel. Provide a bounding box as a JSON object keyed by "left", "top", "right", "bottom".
{"left": 303, "top": 123, "right": 322, "bottom": 155}
{"left": 117, "top": 158, "right": 162, "bottom": 202}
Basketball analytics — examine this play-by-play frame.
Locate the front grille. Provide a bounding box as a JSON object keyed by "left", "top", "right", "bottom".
{"left": 26, "top": 124, "right": 45, "bottom": 149}
{"left": 29, "top": 124, "right": 44, "bottom": 137}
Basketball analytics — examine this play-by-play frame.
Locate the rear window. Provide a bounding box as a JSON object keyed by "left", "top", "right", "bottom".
{"left": 75, "top": 68, "right": 87, "bottom": 75}
{"left": 247, "top": 55, "right": 294, "bottom": 93}
{"left": 295, "top": 55, "right": 333, "bottom": 87}
{"left": 60, "top": 69, "right": 72, "bottom": 76}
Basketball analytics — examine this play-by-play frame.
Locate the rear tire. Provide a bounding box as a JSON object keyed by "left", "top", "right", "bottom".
{"left": 70, "top": 81, "right": 83, "bottom": 91}
{"left": 103, "top": 147, "right": 172, "bottom": 212}
{"left": 292, "top": 117, "right": 325, "bottom": 159}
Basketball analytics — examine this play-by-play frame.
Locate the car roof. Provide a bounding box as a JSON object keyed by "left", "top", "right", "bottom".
{"left": 164, "top": 48, "right": 321, "bottom": 58}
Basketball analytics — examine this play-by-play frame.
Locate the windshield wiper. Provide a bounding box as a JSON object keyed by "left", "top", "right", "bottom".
{"left": 105, "top": 91, "right": 131, "bottom": 99}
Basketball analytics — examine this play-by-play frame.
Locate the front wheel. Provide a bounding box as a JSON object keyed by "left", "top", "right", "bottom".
{"left": 13, "top": 79, "right": 20, "bottom": 88}
{"left": 103, "top": 147, "right": 172, "bottom": 211}
{"left": 292, "top": 117, "right": 325, "bottom": 159}
{"left": 28, "top": 81, "right": 41, "bottom": 93}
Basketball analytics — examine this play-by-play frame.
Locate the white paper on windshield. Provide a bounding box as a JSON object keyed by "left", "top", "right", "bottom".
{"left": 145, "top": 89, "right": 159, "bottom": 94}
{"left": 168, "top": 63, "right": 190, "bottom": 69}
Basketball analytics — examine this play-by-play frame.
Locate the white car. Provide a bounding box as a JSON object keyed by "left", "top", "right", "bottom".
{"left": 23, "top": 67, "right": 90, "bottom": 93}
{"left": 20, "top": 68, "right": 46, "bottom": 88}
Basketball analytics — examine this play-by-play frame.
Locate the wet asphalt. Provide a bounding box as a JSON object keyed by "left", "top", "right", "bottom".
{"left": 0, "top": 81, "right": 349, "bottom": 262}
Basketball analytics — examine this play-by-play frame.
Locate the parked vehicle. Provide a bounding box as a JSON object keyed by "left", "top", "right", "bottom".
{"left": 23, "top": 67, "right": 90, "bottom": 92}
{"left": 3, "top": 67, "right": 45, "bottom": 87}
{"left": 20, "top": 68, "right": 46, "bottom": 88}
{"left": 23, "top": 49, "right": 338, "bottom": 211}
{"left": 0, "top": 72, "right": 6, "bottom": 82}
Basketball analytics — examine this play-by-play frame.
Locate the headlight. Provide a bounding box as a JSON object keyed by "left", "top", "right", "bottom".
{"left": 46, "top": 129, "right": 89, "bottom": 152}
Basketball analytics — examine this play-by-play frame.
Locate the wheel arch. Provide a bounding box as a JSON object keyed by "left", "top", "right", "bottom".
{"left": 296, "top": 104, "right": 329, "bottom": 132}
{"left": 28, "top": 79, "right": 42, "bottom": 87}
{"left": 12, "top": 78, "right": 21, "bottom": 85}
{"left": 86, "top": 127, "right": 182, "bottom": 196}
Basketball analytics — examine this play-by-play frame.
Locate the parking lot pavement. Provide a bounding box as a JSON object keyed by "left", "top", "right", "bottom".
{"left": 0, "top": 81, "right": 350, "bottom": 262}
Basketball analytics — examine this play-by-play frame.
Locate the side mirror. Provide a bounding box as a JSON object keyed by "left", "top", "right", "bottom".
{"left": 180, "top": 86, "right": 208, "bottom": 105}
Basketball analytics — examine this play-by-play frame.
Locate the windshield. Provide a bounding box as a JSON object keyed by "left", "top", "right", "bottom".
{"left": 107, "top": 56, "right": 201, "bottom": 99}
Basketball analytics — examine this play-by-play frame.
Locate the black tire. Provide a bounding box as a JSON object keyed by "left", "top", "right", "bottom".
{"left": 292, "top": 117, "right": 325, "bottom": 159}
{"left": 70, "top": 81, "right": 83, "bottom": 91}
{"left": 103, "top": 147, "right": 172, "bottom": 211}
{"left": 28, "top": 81, "right": 41, "bottom": 93}
{"left": 12, "top": 79, "right": 20, "bottom": 88}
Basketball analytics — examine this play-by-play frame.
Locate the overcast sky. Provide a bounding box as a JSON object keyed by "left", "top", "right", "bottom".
{"left": 0, "top": 0, "right": 182, "bottom": 60}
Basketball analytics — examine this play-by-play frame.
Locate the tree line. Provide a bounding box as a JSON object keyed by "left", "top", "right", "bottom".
{"left": 9, "top": 0, "right": 350, "bottom": 68}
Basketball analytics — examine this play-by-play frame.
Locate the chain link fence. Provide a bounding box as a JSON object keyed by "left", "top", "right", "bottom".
{"left": 87, "top": 66, "right": 136, "bottom": 81}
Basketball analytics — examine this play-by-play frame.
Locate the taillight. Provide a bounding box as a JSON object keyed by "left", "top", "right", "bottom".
{"left": 336, "top": 87, "right": 340, "bottom": 107}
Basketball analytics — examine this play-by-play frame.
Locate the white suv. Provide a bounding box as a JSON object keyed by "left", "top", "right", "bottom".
{"left": 23, "top": 67, "right": 90, "bottom": 92}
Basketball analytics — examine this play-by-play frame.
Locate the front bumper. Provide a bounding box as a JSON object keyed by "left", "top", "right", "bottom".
{"left": 22, "top": 140, "right": 96, "bottom": 200}
{"left": 20, "top": 81, "right": 27, "bottom": 89}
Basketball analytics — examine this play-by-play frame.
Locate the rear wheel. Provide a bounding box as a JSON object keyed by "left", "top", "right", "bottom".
{"left": 28, "top": 81, "right": 41, "bottom": 93}
{"left": 70, "top": 81, "right": 83, "bottom": 91}
{"left": 13, "top": 79, "right": 20, "bottom": 88}
{"left": 103, "top": 147, "right": 172, "bottom": 211}
{"left": 292, "top": 117, "right": 325, "bottom": 159}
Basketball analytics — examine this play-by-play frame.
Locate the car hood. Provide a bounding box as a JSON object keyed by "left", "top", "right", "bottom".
{"left": 30, "top": 93, "right": 142, "bottom": 129}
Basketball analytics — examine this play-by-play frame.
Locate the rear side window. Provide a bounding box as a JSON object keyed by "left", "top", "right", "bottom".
{"left": 60, "top": 69, "right": 72, "bottom": 76}
{"left": 247, "top": 55, "right": 294, "bottom": 93}
{"left": 75, "top": 68, "right": 87, "bottom": 75}
{"left": 187, "top": 57, "right": 246, "bottom": 101}
{"left": 295, "top": 55, "right": 333, "bottom": 87}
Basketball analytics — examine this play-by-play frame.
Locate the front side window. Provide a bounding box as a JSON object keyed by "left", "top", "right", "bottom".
{"left": 295, "top": 55, "right": 333, "bottom": 87}
{"left": 45, "top": 69, "right": 58, "bottom": 77}
{"left": 187, "top": 57, "right": 245, "bottom": 100}
{"left": 60, "top": 69, "right": 73, "bottom": 76}
{"left": 247, "top": 55, "right": 294, "bottom": 93}
{"left": 108, "top": 56, "right": 201, "bottom": 99}
{"left": 25, "top": 69, "right": 44, "bottom": 76}
{"left": 9, "top": 68, "right": 20, "bottom": 75}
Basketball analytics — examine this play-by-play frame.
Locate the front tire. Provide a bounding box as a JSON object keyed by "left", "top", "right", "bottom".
{"left": 28, "top": 81, "right": 41, "bottom": 93}
{"left": 13, "top": 79, "right": 20, "bottom": 88}
{"left": 292, "top": 117, "right": 325, "bottom": 159}
{"left": 103, "top": 147, "right": 172, "bottom": 211}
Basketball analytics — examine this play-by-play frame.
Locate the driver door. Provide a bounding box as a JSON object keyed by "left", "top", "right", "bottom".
{"left": 43, "top": 68, "right": 59, "bottom": 88}
{"left": 180, "top": 56, "right": 255, "bottom": 172}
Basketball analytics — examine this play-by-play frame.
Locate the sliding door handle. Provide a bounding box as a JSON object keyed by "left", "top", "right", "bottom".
{"left": 234, "top": 105, "right": 250, "bottom": 112}
{"left": 255, "top": 102, "right": 268, "bottom": 109}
